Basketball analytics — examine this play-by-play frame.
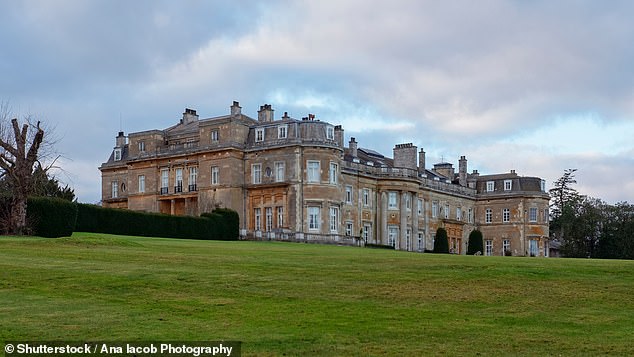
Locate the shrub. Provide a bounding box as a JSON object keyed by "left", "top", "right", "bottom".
{"left": 467, "top": 229, "right": 484, "bottom": 255}
{"left": 433, "top": 227, "right": 449, "bottom": 254}
{"left": 27, "top": 196, "right": 78, "bottom": 238}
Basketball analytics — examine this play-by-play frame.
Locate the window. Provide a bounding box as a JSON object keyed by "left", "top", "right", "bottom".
{"left": 363, "top": 223, "right": 372, "bottom": 241}
{"left": 345, "top": 186, "right": 353, "bottom": 204}
{"left": 329, "top": 207, "right": 339, "bottom": 233}
{"left": 184, "top": 139, "right": 196, "bottom": 149}
{"left": 329, "top": 162, "right": 338, "bottom": 184}
{"left": 544, "top": 241, "right": 549, "bottom": 257}
{"left": 388, "top": 192, "right": 398, "bottom": 209}
{"left": 529, "top": 239, "right": 539, "bottom": 257}
{"left": 504, "top": 180, "right": 512, "bottom": 191}
{"left": 255, "top": 128, "right": 264, "bottom": 142}
{"left": 485, "top": 208, "right": 492, "bottom": 223}
{"left": 417, "top": 199, "right": 423, "bottom": 216}
{"left": 529, "top": 207, "right": 538, "bottom": 222}
{"left": 406, "top": 228, "right": 411, "bottom": 251}
{"left": 211, "top": 166, "right": 219, "bottom": 185}
{"left": 275, "top": 162, "right": 285, "bottom": 182}
{"left": 363, "top": 188, "right": 370, "bottom": 207}
{"left": 544, "top": 208, "right": 549, "bottom": 222}
{"left": 541, "top": 179, "right": 546, "bottom": 192}
{"left": 189, "top": 167, "right": 198, "bottom": 191}
{"left": 468, "top": 208, "right": 474, "bottom": 223}
{"left": 503, "top": 239, "right": 511, "bottom": 256}
{"left": 161, "top": 169, "right": 169, "bottom": 194}
{"left": 485, "top": 240, "right": 493, "bottom": 256}
{"left": 265, "top": 207, "right": 273, "bottom": 232}
{"left": 326, "top": 126, "right": 334, "bottom": 140}
{"left": 456, "top": 207, "right": 462, "bottom": 221}
{"left": 111, "top": 181, "right": 118, "bottom": 198}
{"left": 486, "top": 181, "right": 495, "bottom": 192}
{"left": 278, "top": 125, "right": 287, "bottom": 139}
{"left": 388, "top": 226, "right": 398, "bottom": 247}
{"left": 277, "top": 206, "right": 284, "bottom": 228}
{"left": 252, "top": 164, "right": 262, "bottom": 184}
{"left": 307, "top": 161, "right": 320, "bottom": 183}
{"left": 114, "top": 148, "right": 121, "bottom": 161}
{"left": 432, "top": 201, "right": 438, "bottom": 218}
{"left": 503, "top": 208, "right": 510, "bottom": 223}
{"left": 308, "top": 207, "right": 320, "bottom": 231}
{"left": 138, "top": 141, "right": 145, "bottom": 152}
{"left": 138, "top": 175, "right": 145, "bottom": 193}
{"left": 175, "top": 168, "right": 183, "bottom": 192}
{"left": 254, "top": 208, "right": 261, "bottom": 231}
{"left": 444, "top": 204, "right": 450, "bottom": 219}
{"left": 405, "top": 194, "right": 411, "bottom": 211}
{"left": 211, "top": 129, "right": 219, "bottom": 142}
{"left": 345, "top": 222, "right": 353, "bottom": 236}
{"left": 417, "top": 232, "right": 424, "bottom": 252}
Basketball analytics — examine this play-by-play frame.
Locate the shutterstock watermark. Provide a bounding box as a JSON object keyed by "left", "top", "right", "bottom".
{"left": 3, "top": 341, "right": 240, "bottom": 356}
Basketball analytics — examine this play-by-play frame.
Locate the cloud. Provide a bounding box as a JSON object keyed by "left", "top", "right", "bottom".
{"left": 2, "top": 0, "right": 634, "bottom": 204}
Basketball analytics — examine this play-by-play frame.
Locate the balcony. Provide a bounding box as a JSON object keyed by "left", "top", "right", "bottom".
{"left": 174, "top": 185, "right": 183, "bottom": 193}
{"left": 160, "top": 187, "right": 169, "bottom": 195}
{"left": 188, "top": 184, "right": 197, "bottom": 192}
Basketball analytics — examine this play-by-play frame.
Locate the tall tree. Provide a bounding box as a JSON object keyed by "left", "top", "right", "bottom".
{"left": 0, "top": 114, "right": 45, "bottom": 234}
{"left": 549, "top": 168, "right": 579, "bottom": 219}
{"left": 433, "top": 227, "right": 449, "bottom": 254}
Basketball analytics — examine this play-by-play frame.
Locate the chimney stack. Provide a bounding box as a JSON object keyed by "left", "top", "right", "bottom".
{"left": 418, "top": 148, "right": 426, "bottom": 174}
{"left": 116, "top": 131, "right": 126, "bottom": 147}
{"left": 349, "top": 137, "right": 358, "bottom": 157}
{"left": 182, "top": 108, "right": 199, "bottom": 124}
{"left": 393, "top": 143, "right": 418, "bottom": 170}
{"left": 258, "top": 104, "right": 274, "bottom": 122}
{"left": 230, "top": 101, "right": 241, "bottom": 116}
{"left": 459, "top": 156, "right": 467, "bottom": 187}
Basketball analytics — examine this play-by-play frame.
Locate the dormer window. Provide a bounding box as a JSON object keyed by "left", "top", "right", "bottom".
{"left": 256, "top": 128, "right": 264, "bottom": 142}
{"left": 504, "top": 180, "right": 512, "bottom": 191}
{"left": 114, "top": 148, "right": 122, "bottom": 161}
{"left": 211, "top": 129, "right": 219, "bottom": 142}
{"left": 138, "top": 141, "right": 145, "bottom": 152}
{"left": 278, "top": 125, "right": 287, "bottom": 139}
{"left": 326, "top": 126, "right": 334, "bottom": 140}
{"left": 486, "top": 181, "right": 495, "bottom": 192}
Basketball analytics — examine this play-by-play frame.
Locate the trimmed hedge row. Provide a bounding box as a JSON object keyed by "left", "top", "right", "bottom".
{"left": 75, "top": 204, "right": 238, "bottom": 240}
{"left": 27, "top": 196, "right": 78, "bottom": 238}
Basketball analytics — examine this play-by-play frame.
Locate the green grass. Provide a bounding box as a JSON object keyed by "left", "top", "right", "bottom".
{"left": 1, "top": 232, "right": 634, "bottom": 356}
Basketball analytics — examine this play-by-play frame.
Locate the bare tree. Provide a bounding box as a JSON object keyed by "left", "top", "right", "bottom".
{"left": 0, "top": 103, "right": 45, "bottom": 234}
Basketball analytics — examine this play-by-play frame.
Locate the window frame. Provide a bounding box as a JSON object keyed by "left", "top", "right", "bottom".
{"left": 307, "top": 160, "right": 320, "bottom": 183}
{"left": 111, "top": 180, "right": 118, "bottom": 198}
{"left": 504, "top": 180, "right": 512, "bottom": 191}
{"left": 388, "top": 192, "right": 398, "bottom": 210}
{"left": 138, "top": 175, "right": 145, "bottom": 193}
{"left": 308, "top": 206, "right": 320, "bottom": 231}
{"left": 345, "top": 185, "right": 353, "bottom": 204}
{"left": 486, "top": 181, "right": 495, "bottom": 192}
{"left": 529, "top": 207, "right": 538, "bottom": 222}
{"left": 485, "top": 208, "right": 492, "bottom": 224}
{"left": 275, "top": 161, "right": 285, "bottom": 182}
{"left": 503, "top": 208, "right": 510, "bottom": 223}
{"left": 252, "top": 164, "right": 262, "bottom": 184}
{"left": 329, "top": 162, "right": 338, "bottom": 184}
{"left": 278, "top": 125, "right": 287, "bottom": 139}
{"left": 329, "top": 206, "right": 339, "bottom": 233}
{"left": 255, "top": 128, "right": 264, "bottom": 142}
{"left": 326, "top": 125, "right": 335, "bottom": 140}
{"left": 211, "top": 166, "right": 219, "bottom": 185}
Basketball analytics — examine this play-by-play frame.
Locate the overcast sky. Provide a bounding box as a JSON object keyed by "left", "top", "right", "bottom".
{"left": 1, "top": 0, "right": 633, "bottom": 204}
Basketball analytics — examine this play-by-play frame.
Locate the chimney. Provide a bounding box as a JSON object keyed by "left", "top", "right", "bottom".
{"left": 393, "top": 143, "right": 418, "bottom": 170}
{"left": 230, "top": 101, "right": 241, "bottom": 116}
{"left": 257, "top": 104, "right": 274, "bottom": 122}
{"left": 349, "top": 137, "right": 358, "bottom": 157}
{"left": 282, "top": 111, "right": 290, "bottom": 120}
{"left": 182, "top": 108, "right": 199, "bottom": 124}
{"left": 116, "top": 131, "right": 126, "bottom": 147}
{"left": 418, "top": 148, "right": 426, "bottom": 174}
{"left": 334, "top": 125, "right": 344, "bottom": 148}
{"left": 459, "top": 156, "right": 467, "bottom": 187}
{"left": 471, "top": 169, "right": 480, "bottom": 177}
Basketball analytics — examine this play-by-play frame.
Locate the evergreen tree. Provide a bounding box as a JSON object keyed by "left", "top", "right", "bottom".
{"left": 467, "top": 229, "right": 484, "bottom": 255}
{"left": 433, "top": 227, "right": 449, "bottom": 254}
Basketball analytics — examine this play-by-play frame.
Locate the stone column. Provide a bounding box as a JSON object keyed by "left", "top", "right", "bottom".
{"left": 400, "top": 191, "right": 408, "bottom": 251}
{"left": 381, "top": 191, "right": 388, "bottom": 246}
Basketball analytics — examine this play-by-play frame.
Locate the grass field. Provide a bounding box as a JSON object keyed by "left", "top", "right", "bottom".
{"left": 1, "top": 232, "right": 634, "bottom": 356}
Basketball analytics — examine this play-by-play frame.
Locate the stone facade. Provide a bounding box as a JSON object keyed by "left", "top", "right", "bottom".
{"left": 100, "top": 102, "right": 550, "bottom": 256}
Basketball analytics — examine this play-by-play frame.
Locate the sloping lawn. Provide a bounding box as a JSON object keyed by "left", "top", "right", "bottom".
{"left": 1, "top": 232, "right": 633, "bottom": 356}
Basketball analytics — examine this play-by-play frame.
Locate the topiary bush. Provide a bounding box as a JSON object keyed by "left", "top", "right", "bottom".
{"left": 467, "top": 229, "right": 484, "bottom": 255}
{"left": 27, "top": 196, "right": 78, "bottom": 238}
{"left": 433, "top": 227, "right": 449, "bottom": 254}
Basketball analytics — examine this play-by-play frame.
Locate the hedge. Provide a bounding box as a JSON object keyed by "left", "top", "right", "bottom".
{"left": 75, "top": 204, "right": 238, "bottom": 240}
{"left": 27, "top": 196, "right": 78, "bottom": 238}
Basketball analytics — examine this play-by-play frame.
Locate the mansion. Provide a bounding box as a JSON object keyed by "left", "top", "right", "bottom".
{"left": 100, "top": 102, "right": 550, "bottom": 256}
